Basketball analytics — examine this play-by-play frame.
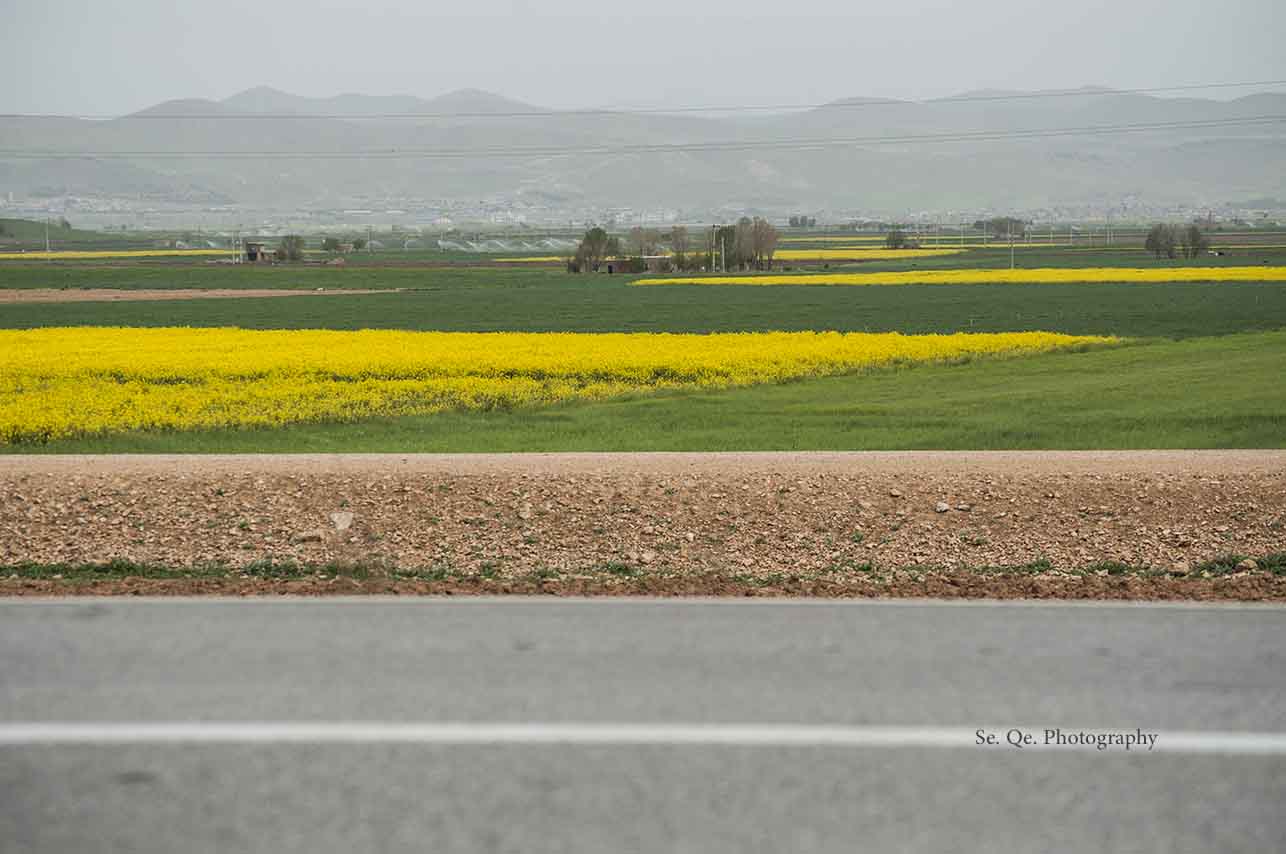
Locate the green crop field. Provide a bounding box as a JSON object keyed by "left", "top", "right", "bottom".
{"left": 25, "top": 333, "right": 1286, "bottom": 453}
{"left": 3, "top": 236, "right": 1285, "bottom": 452}
{"left": 4, "top": 277, "right": 1285, "bottom": 340}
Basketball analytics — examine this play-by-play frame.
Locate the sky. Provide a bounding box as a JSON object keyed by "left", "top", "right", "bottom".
{"left": 4, "top": 0, "right": 1285, "bottom": 115}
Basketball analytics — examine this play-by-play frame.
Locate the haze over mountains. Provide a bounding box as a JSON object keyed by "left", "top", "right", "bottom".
{"left": 2, "top": 84, "right": 1284, "bottom": 219}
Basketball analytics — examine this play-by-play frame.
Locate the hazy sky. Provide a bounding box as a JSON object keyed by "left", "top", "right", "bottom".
{"left": 5, "top": 0, "right": 1284, "bottom": 115}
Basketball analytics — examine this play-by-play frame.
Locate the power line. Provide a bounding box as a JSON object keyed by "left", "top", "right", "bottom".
{"left": 3, "top": 79, "right": 1284, "bottom": 122}
{"left": 1, "top": 115, "right": 1282, "bottom": 160}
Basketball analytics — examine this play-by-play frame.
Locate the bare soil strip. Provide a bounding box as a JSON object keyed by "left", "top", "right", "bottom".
{"left": 0, "top": 288, "right": 399, "bottom": 303}
{"left": 3, "top": 452, "right": 1283, "bottom": 600}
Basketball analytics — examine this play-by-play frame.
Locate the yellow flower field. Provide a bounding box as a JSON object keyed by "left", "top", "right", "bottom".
{"left": 785, "top": 236, "right": 891, "bottom": 243}
{"left": 780, "top": 242, "right": 1067, "bottom": 250}
{"left": 635, "top": 266, "right": 1286, "bottom": 287}
{"left": 0, "top": 249, "right": 231, "bottom": 261}
{"left": 495, "top": 248, "right": 963, "bottom": 263}
{"left": 493, "top": 256, "right": 568, "bottom": 263}
{"left": 774, "top": 249, "right": 964, "bottom": 260}
{"left": 785, "top": 236, "right": 1058, "bottom": 244}
{"left": 0, "top": 328, "right": 1113, "bottom": 443}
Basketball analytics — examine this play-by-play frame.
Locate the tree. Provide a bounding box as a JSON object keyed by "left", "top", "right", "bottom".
{"left": 627, "top": 226, "right": 659, "bottom": 257}
{"left": 321, "top": 237, "right": 341, "bottom": 253}
{"left": 59, "top": 217, "right": 71, "bottom": 230}
{"left": 277, "top": 234, "right": 306, "bottom": 262}
{"left": 713, "top": 224, "right": 738, "bottom": 271}
{"left": 750, "top": 217, "right": 779, "bottom": 270}
{"left": 1180, "top": 224, "right": 1209, "bottom": 259}
{"left": 573, "top": 227, "right": 619, "bottom": 273}
{"left": 979, "top": 217, "right": 1025, "bottom": 239}
{"left": 699, "top": 227, "right": 717, "bottom": 271}
{"left": 885, "top": 228, "right": 908, "bottom": 249}
{"left": 1144, "top": 224, "right": 1177, "bottom": 259}
{"left": 670, "top": 225, "right": 689, "bottom": 270}
{"left": 731, "top": 217, "right": 756, "bottom": 270}
{"left": 352, "top": 237, "right": 367, "bottom": 252}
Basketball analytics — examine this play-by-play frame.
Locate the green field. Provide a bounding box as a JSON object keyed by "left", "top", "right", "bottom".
{"left": 25, "top": 333, "right": 1285, "bottom": 452}
{"left": 3, "top": 236, "right": 1286, "bottom": 452}
{"left": 0, "top": 217, "right": 131, "bottom": 248}
{"left": 4, "top": 271, "right": 1286, "bottom": 339}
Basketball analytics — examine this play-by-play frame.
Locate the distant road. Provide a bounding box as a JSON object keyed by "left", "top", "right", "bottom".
{"left": 7, "top": 448, "right": 1286, "bottom": 476}
{"left": 2, "top": 598, "right": 1284, "bottom": 852}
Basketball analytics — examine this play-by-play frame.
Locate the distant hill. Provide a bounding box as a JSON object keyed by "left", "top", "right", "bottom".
{"left": 221, "top": 86, "right": 545, "bottom": 118}
{"left": 1, "top": 85, "right": 1283, "bottom": 214}
{"left": 128, "top": 98, "right": 243, "bottom": 118}
{"left": 0, "top": 216, "right": 122, "bottom": 246}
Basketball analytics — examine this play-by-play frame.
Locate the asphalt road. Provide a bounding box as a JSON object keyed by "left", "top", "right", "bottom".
{"left": 1, "top": 598, "right": 1284, "bottom": 853}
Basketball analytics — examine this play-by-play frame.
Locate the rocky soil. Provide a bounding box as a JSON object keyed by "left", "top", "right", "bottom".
{"left": 3, "top": 452, "right": 1283, "bottom": 599}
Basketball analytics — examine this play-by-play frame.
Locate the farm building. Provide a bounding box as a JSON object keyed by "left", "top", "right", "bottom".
{"left": 244, "top": 242, "right": 272, "bottom": 262}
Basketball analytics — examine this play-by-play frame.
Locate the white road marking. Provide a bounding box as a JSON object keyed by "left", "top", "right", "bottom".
{"left": 2, "top": 723, "right": 1285, "bottom": 754}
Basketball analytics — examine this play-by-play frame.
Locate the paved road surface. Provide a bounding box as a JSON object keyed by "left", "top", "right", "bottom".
{"left": 2, "top": 598, "right": 1284, "bottom": 852}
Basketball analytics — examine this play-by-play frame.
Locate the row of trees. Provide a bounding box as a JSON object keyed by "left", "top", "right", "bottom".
{"left": 885, "top": 228, "right": 919, "bottom": 249}
{"left": 715, "top": 217, "right": 780, "bottom": 271}
{"left": 974, "top": 217, "right": 1027, "bottom": 239}
{"left": 321, "top": 237, "right": 368, "bottom": 253}
{"left": 787, "top": 215, "right": 817, "bottom": 228}
{"left": 1144, "top": 223, "right": 1210, "bottom": 259}
{"left": 568, "top": 219, "right": 781, "bottom": 274}
{"left": 269, "top": 235, "right": 370, "bottom": 262}
{"left": 277, "top": 235, "right": 306, "bottom": 262}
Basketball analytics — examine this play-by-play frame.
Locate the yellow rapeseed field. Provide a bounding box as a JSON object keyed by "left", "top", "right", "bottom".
{"left": 635, "top": 266, "right": 1286, "bottom": 287}
{"left": 784, "top": 236, "right": 890, "bottom": 243}
{"left": 0, "top": 328, "right": 1113, "bottom": 442}
{"left": 773, "top": 249, "right": 964, "bottom": 260}
{"left": 493, "top": 256, "right": 568, "bottom": 263}
{"left": 0, "top": 249, "right": 231, "bottom": 261}
{"left": 495, "top": 248, "right": 963, "bottom": 263}
{"left": 785, "top": 236, "right": 1058, "bottom": 244}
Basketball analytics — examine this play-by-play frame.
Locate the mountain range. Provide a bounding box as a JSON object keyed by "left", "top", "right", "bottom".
{"left": 2, "top": 85, "right": 1284, "bottom": 216}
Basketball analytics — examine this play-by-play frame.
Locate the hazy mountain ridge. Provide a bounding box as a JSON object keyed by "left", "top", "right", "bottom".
{"left": 2, "top": 85, "right": 1283, "bottom": 214}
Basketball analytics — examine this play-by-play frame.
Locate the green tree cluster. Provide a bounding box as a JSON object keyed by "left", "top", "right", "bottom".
{"left": 1145, "top": 223, "right": 1209, "bottom": 259}
{"left": 277, "top": 234, "right": 306, "bottom": 262}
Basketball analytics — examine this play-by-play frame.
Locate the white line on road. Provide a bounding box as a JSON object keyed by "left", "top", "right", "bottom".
{"left": 3, "top": 723, "right": 1286, "bottom": 754}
